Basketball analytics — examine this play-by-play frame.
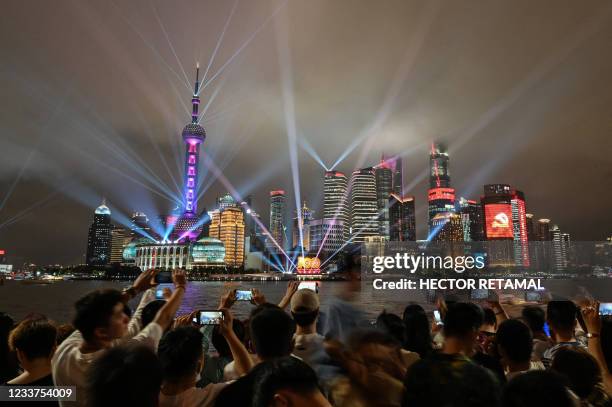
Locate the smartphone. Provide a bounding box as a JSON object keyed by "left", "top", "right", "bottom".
{"left": 155, "top": 284, "right": 172, "bottom": 300}
{"left": 155, "top": 271, "right": 173, "bottom": 284}
{"left": 298, "top": 281, "right": 319, "bottom": 293}
{"left": 525, "top": 291, "right": 542, "bottom": 303}
{"left": 470, "top": 289, "right": 489, "bottom": 300}
{"left": 543, "top": 321, "right": 551, "bottom": 337}
{"left": 235, "top": 290, "right": 253, "bottom": 301}
{"left": 192, "top": 311, "right": 224, "bottom": 326}
{"left": 599, "top": 303, "right": 612, "bottom": 316}
{"left": 433, "top": 310, "right": 443, "bottom": 325}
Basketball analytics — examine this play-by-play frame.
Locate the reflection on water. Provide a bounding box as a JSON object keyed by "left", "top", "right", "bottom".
{"left": 0, "top": 278, "right": 610, "bottom": 323}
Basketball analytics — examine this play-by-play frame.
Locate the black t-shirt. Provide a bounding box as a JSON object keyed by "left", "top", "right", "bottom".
{"left": 213, "top": 372, "right": 255, "bottom": 407}
{"left": 2, "top": 374, "right": 59, "bottom": 407}
{"left": 471, "top": 351, "right": 506, "bottom": 384}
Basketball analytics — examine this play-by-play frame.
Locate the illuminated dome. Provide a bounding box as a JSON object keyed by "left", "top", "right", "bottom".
{"left": 192, "top": 237, "right": 225, "bottom": 265}
{"left": 182, "top": 123, "right": 206, "bottom": 141}
{"left": 95, "top": 203, "right": 111, "bottom": 216}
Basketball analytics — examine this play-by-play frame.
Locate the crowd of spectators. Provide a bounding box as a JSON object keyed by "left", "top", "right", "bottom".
{"left": 1, "top": 268, "right": 611, "bottom": 407}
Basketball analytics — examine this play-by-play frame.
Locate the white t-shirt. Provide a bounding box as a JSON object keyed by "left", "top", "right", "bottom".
{"left": 158, "top": 383, "right": 227, "bottom": 407}
{"left": 293, "top": 333, "right": 324, "bottom": 365}
{"left": 52, "top": 289, "right": 162, "bottom": 407}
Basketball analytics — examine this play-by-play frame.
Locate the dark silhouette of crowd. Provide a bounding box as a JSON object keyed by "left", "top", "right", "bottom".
{"left": 1, "top": 269, "right": 611, "bottom": 407}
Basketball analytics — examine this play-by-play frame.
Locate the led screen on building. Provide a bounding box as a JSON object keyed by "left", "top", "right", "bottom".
{"left": 485, "top": 204, "right": 513, "bottom": 238}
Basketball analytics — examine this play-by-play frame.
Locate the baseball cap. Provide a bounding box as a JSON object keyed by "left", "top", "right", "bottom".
{"left": 290, "top": 289, "right": 320, "bottom": 313}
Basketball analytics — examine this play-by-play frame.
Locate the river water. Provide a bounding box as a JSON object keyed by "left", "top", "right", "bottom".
{"left": 1, "top": 278, "right": 611, "bottom": 323}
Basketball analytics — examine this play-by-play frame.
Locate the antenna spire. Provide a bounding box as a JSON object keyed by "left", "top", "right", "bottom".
{"left": 191, "top": 63, "right": 201, "bottom": 123}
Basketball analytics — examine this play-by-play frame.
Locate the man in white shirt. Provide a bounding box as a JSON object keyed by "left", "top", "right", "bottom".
{"left": 290, "top": 288, "right": 324, "bottom": 366}
{"left": 52, "top": 269, "right": 187, "bottom": 407}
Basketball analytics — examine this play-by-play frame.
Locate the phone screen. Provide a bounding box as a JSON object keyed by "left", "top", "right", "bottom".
{"left": 433, "top": 310, "right": 443, "bottom": 325}
{"left": 155, "top": 284, "right": 172, "bottom": 300}
{"left": 599, "top": 303, "right": 612, "bottom": 316}
{"left": 193, "top": 311, "right": 224, "bottom": 325}
{"left": 155, "top": 271, "right": 173, "bottom": 284}
{"left": 543, "top": 322, "right": 551, "bottom": 337}
{"left": 525, "top": 291, "right": 541, "bottom": 302}
{"left": 298, "top": 282, "right": 318, "bottom": 293}
{"left": 471, "top": 289, "right": 489, "bottom": 300}
{"left": 235, "top": 290, "right": 253, "bottom": 301}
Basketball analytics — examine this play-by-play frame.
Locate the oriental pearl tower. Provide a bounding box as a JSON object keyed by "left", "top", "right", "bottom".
{"left": 171, "top": 63, "right": 207, "bottom": 241}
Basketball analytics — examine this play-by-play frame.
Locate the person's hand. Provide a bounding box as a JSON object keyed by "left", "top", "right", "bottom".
{"left": 172, "top": 269, "right": 187, "bottom": 289}
{"left": 219, "top": 289, "right": 237, "bottom": 309}
{"left": 162, "top": 287, "right": 172, "bottom": 300}
{"left": 174, "top": 311, "right": 197, "bottom": 328}
{"left": 581, "top": 301, "right": 602, "bottom": 334}
{"left": 132, "top": 269, "right": 159, "bottom": 293}
{"left": 251, "top": 288, "right": 266, "bottom": 306}
{"left": 278, "top": 281, "right": 300, "bottom": 309}
{"left": 285, "top": 281, "right": 300, "bottom": 298}
{"left": 218, "top": 308, "right": 234, "bottom": 337}
{"left": 435, "top": 296, "right": 447, "bottom": 319}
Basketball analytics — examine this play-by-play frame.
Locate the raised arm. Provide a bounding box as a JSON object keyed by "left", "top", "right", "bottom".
{"left": 219, "top": 308, "right": 254, "bottom": 376}
{"left": 152, "top": 269, "right": 187, "bottom": 331}
{"left": 278, "top": 281, "right": 299, "bottom": 309}
{"left": 581, "top": 301, "right": 612, "bottom": 394}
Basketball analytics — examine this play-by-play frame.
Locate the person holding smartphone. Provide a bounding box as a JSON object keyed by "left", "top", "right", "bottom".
{"left": 52, "top": 269, "right": 187, "bottom": 407}
{"left": 158, "top": 308, "right": 253, "bottom": 407}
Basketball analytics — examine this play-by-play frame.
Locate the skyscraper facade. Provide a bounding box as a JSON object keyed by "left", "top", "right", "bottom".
{"left": 392, "top": 156, "right": 403, "bottom": 196}
{"left": 323, "top": 171, "right": 349, "bottom": 241}
{"left": 428, "top": 142, "right": 455, "bottom": 234}
{"left": 86, "top": 201, "right": 112, "bottom": 266}
{"left": 268, "top": 190, "right": 286, "bottom": 253}
{"left": 209, "top": 207, "right": 245, "bottom": 268}
{"left": 110, "top": 226, "right": 131, "bottom": 264}
{"left": 309, "top": 219, "right": 345, "bottom": 255}
{"left": 374, "top": 161, "right": 393, "bottom": 239}
{"left": 429, "top": 142, "right": 450, "bottom": 188}
{"left": 388, "top": 194, "right": 416, "bottom": 241}
{"left": 292, "top": 202, "right": 313, "bottom": 250}
{"left": 481, "top": 184, "right": 529, "bottom": 266}
{"left": 349, "top": 168, "right": 379, "bottom": 243}
{"left": 459, "top": 198, "right": 484, "bottom": 241}
{"left": 551, "top": 225, "right": 570, "bottom": 271}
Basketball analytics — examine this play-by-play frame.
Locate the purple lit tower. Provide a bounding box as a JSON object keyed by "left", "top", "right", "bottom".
{"left": 171, "top": 64, "right": 207, "bottom": 241}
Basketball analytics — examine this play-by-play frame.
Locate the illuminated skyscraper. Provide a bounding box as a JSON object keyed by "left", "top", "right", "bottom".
{"left": 268, "top": 190, "right": 286, "bottom": 253}
{"left": 393, "top": 156, "right": 403, "bottom": 196}
{"left": 209, "top": 206, "right": 245, "bottom": 268}
{"left": 431, "top": 212, "right": 463, "bottom": 242}
{"left": 110, "top": 226, "right": 131, "bottom": 264}
{"left": 309, "top": 219, "right": 345, "bottom": 255}
{"left": 349, "top": 168, "right": 379, "bottom": 243}
{"left": 374, "top": 159, "right": 393, "bottom": 238}
{"left": 551, "top": 225, "right": 570, "bottom": 271}
{"left": 172, "top": 64, "right": 207, "bottom": 242}
{"left": 388, "top": 194, "right": 416, "bottom": 241}
{"left": 459, "top": 198, "right": 484, "bottom": 241}
{"left": 323, "top": 171, "right": 349, "bottom": 241}
{"left": 429, "top": 142, "right": 450, "bottom": 188}
{"left": 292, "top": 202, "right": 313, "bottom": 250}
{"left": 481, "top": 184, "right": 529, "bottom": 266}
{"left": 86, "top": 200, "right": 112, "bottom": 266}
{"left": 428, "top": 142, "right": 455, "bottom": 233}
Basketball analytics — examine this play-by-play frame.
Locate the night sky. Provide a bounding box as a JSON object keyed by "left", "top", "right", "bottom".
{"left": 1, "top": 0, "right": 611, "bottom": 265}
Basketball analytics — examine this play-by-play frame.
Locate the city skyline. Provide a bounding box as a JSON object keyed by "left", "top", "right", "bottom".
{"left": 1, "top": 0, "right": 611, "bottom": 264}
